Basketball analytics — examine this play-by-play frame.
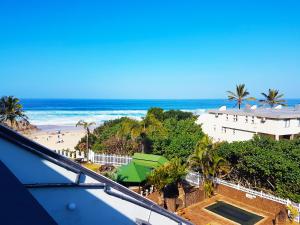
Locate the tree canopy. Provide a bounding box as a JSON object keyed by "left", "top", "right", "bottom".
{"left": 260, "top": 89, "right": 286, "bottom": 107}
{"left": 0, "top": 96, "right": 28, "bottom": 128}
{"left": 227, "top": 84, "right": 255, "bottom": 109}
{"left": 216, "top": 135, "right": 300, "bottom": 202}
{"left": 75, "top": 108, "right": 204, "bottom": 161}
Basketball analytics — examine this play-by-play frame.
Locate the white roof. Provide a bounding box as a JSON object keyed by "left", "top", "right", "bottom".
{"left": 208, "top": 106, "right": 300, "bottom": 119}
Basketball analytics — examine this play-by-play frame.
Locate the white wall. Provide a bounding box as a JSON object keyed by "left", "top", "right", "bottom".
{"left": 198, "top": 112, "right": 300, "bottom": 142}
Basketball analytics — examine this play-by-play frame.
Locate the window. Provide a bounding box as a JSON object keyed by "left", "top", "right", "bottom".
{"left": 226, "top": 114, "right": 229, "bottom": 121}
{"left": 284, "top": 119, "right": 290, "bottom": 128}
{"left": 233, "top": 115, "right": 238, "bottom": 122}
{"left": 222, "top": 127, "right": 227, "bottom": 133}
{"left": 245, "top": 116, "right": 248, "bottom": 123}
{"left": 233, "top": 129, "right": 236, "bottom": 135}
{"left": 251, "top": 116, "right": 255, "bottom": 124}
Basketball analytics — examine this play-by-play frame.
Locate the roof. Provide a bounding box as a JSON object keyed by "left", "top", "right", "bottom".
{"left": 132, "top": 153, "right": 169, "bottom": 168}
{"left": 117, "top": 162, "right": 152, "bottom": 183}
{"left": 207, "top": 107, "right": 300, "bottom": 119}
{"left": 0, "top": 161, "right": 58, "bottom": 225}
{"left": 0, "top": 125, "right": 192, "bottom": 225}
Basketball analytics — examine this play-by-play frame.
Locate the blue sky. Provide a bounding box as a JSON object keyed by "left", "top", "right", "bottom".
{"left": 0, "top": 0, "right": 299, "bottom": 99}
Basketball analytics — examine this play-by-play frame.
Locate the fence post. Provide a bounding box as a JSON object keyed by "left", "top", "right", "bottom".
{"left": 88, "top": 150, "right": 94, "bottom": 163}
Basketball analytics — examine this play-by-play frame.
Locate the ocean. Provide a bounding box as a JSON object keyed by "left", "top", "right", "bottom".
{"left": 22, "top": 99, "right": 300, "bottom": 127}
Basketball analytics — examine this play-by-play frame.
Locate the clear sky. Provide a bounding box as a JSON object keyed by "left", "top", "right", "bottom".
{"left": 0, "top": 0, "right": 299, "bottom": 99}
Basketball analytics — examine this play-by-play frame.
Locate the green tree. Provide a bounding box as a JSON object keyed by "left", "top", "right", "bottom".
{"left": 147, "top": 107, "right": 164, "bottom": 121}
{"left": 76, "top": 120, "right": 96, "bottom": 155}
{"left": 260, "top": 89, "right": 286, "bottom": 107}
{"left": 148, "top": 158, "right": 187, "bottom": 204}
{"left": 78, "top": 117, "right": 144, "bottom": 155}
{"left": 227, "top": 84, "right": 255, "bottom": 109}
{"left": 0, "top": 96, "right": 28, "bottom": 128}
{"left": 188, "top": 136, "right": 225, "bottom": 197}
{"left": 216, "top": 136, "right": 300, "bottom": 202}
{"left": 75, "top": 109, "right": 204, "bottom": 160}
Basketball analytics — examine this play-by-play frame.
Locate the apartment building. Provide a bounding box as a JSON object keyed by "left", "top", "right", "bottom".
{"left": 198, "top": 105, "right": 300, "bottom": 142}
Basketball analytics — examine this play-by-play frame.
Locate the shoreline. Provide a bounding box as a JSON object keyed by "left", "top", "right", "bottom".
{"left": 26, "top": 125, "right": 86, "bottom": 151}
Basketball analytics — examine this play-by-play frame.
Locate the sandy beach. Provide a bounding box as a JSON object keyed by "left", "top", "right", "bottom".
{"left": 26, "top": 126, "right": 86, "bottom": 151}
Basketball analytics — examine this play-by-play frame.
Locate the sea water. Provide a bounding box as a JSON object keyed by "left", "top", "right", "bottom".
{"left": 22, "top": 99, "right": 300, "bottom": 127}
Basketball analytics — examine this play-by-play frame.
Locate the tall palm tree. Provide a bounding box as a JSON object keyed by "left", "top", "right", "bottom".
{"left": 76, "top": 120, "right": 96, "bottom": 155}
{"left": 188, "top": 136, "right": 225, "bottom": 197}
{"left": 227, "top": 84, "right": 255, "bottom": 109}
{"left": 0, "top": 96, "right": 28, "bottom": 128}
{"left": 260, "top": 89, "right": 286, "bottom": 108}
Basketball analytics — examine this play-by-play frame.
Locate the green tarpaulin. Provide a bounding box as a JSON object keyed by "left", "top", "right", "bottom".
{"left": 116, "top": 162, "right": 152, "bottom": 183}
{"left": 116, "top": 153, "right": 169, "bottom": 183}
{"left": 132, "top": 153, "right": 168, "bottom": 168}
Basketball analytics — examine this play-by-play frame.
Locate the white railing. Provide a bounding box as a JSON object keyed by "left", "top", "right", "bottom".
{"left": 214, "top": 178, "right": 288, "bottom": 204}
{"left": 89, "top": 151, "right": 132, "bottom": 166}
{"left": 54, "top": 149, "right": 85, "bottom": 159}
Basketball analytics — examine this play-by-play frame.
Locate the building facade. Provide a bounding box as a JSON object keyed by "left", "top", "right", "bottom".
{"left": 198, "top": 106, "right": 300, "bottom": 142}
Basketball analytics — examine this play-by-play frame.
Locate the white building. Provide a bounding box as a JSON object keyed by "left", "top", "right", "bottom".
{"left": 0, "top": 125, "right": 192, "bottom": 225}
{"left": 198, "top": 105, "right": 300, "bottom": 142}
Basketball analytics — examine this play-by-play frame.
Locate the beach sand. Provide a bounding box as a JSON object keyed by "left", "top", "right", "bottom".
{"left": 26, "top": 126, "right": 86, "bottom": 151}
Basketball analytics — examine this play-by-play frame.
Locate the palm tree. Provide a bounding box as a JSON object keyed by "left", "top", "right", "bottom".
{"left": 227, "top": 84, "right": 255, "bottom": 109}
{"left": 0, "top": 96, "right": 28, "bottom": 128}
{"left": 260, "top": 89, "right": 286, "bottom": 108}
{"left": 188, "top": 136, "right": 225, "bottom": 197}
{"left": 76, "top": 120, "right": 96, "bottom": 155}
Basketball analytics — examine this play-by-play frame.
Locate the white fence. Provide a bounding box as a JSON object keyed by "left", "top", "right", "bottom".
{"left": 54, "top": 149, "right": 85, "bottom": 159}
{"left": 89, "top": 151, "right": 132, "bottom": 166}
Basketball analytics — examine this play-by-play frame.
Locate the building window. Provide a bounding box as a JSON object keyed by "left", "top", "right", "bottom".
{"left": 245, "top": 116, "right": 248, "bottom": 123}
{"left": 251, "top": 116, "right": 255, "bottom": 124}
{"left": 285, "top": 119, "right": 290, "bottom": 128}
{"left": 226, "top": 114, "right": 229, "bottom": 121}
{"left": 233, "top": 115, "right": 238, "bottom": 122}
{"left": 222, "top": 127, "right": 227, "bottom": 133}
{"left": 233, "top": 129, "right": 236, "bottom": 135}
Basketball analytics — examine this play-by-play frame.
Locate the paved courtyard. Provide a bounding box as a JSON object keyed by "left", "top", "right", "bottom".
{"left": 178, "top": 194, "right": 275, "bottom": 225}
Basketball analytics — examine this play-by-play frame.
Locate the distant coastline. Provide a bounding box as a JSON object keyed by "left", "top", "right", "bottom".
{"left": 21, "top": 98, "right": 300, "bottom": 128}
